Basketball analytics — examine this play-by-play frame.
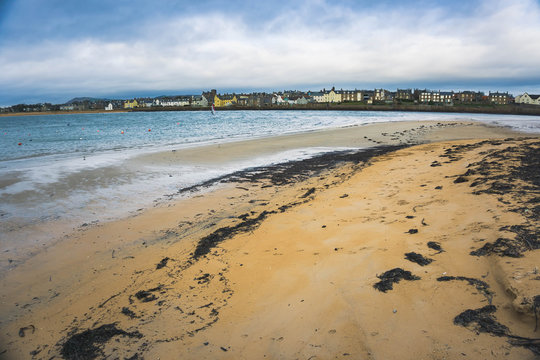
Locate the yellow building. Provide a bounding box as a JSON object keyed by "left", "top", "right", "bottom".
{"left": 322, "top": 88, "right": 342, "bottom": 103}
{"left": 123, "top": 99, "right": 139, "bottom": 109}
{"left": 214, "top": 94, "right": 237, "bottom": 107}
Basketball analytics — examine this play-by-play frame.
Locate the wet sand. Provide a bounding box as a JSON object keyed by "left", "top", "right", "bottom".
{"left": 1, "top": 121, "right": 539, "bottom": 359}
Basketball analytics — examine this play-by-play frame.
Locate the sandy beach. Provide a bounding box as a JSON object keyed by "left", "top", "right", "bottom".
{"left": 1, "top": 120, "right": 539, "bottom": 359}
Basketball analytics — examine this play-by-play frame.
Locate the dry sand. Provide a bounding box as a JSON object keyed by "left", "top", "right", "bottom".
{"left": 1, "top": 121, "right": 539, "bottom": 359}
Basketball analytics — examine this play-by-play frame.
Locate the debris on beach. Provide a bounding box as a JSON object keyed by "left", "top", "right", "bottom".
{"left": 60, "top": 323, "right": 142, "bottom": 360}
{"left": 193, "top": 210, "right": 276, "bottom": 260}
{"left": 453, "top": 176, "right": 469, "bottom": 183}
{"left": 373, "top": 268, "right": 420, "bottom": 292}
{"left": 406, "top": 228, "right": 418, "bottom": 234}
{"left": 453, "top": 305, "right": 508, "bottom": 336}
{"left": 455, "top": 140, "right": 540, "bottom": 258}
{"left": 156, "top": 257, "right": 170, "bottom": 270}
{"left": 453, "top": 305, "right": 540, "bottom": 356}
{"left": 134, "top": 285, "right": 163, "bottom": 303}
{"left": 18, "top": 325, "right": 35, "bottom": 337}
{"left": 404, "top": 252, "right": 433, "bottom": 266}
{"left": 300, "top": 187, "right": 316, "bottom": 198}
{"left": 121, "top": 307, "right": 138, "bottom": 319}
{"left": 427, "top": 241, "right": 444, "bottom": 253}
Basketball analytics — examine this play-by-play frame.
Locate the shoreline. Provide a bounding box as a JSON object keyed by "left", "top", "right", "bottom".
{"left": 0, "top": 121, "right": 523, "bottom": 273}
{"left": 0, "top": 122, "right": 539, "bottom": 359}
{"left": 2, "top": 103, "right": 540, "bottom": 117}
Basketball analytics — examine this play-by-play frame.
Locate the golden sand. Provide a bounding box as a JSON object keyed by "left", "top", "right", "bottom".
{"left": 1, "top": 121, "right": 539, "bottom": 359}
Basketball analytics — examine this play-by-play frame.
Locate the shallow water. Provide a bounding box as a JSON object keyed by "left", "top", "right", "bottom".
{"left": 1, "top": 110, "right": 539, "bottom": 259}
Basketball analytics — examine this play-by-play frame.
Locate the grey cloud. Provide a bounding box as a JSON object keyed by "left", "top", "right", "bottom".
{"left": 1, "top": 0, "right": 539, "bottom": 103}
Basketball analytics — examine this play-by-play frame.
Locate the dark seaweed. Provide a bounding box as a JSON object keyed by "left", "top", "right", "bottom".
{"left": 121, "top": 307, "right": 137, "bottom": 319}
{"left": 194, "top": 273, "right": 212, "bottom": 284}
{"left": 404, "top": 252, "right": 433, "bottom": 266}
{"left": 156, "top": 257, "right": 170, "bottom": 270}
{"left": 509, "top": 337, "right": 540, "bottom": 356}
{"left": 465, "top": 140, "right": 540, "bottom": 257}
{"left": 453, "top": 305, "right": 540, "bottom": 356}
{"left": 178, "top": 145, "right": 407, "bottom": 193}
{"left": 534, "top": 295, "right": 540, "bottom": 332}
{"left": 373, "top": 268, "right": 420, "bottom": 292}
{"left": 437, "top": 276, "right": 493, "bottom": 304}
{"left": 453, "top": 305, "right": 508, "bottom": 336}
{"left": 427, "top": 241, "right": 443, "bottom": 252}
{"left": 193, "top": 210, "right": 275, "bottom": 260}
{"left": 134, "top": 285, "right": 163, "bottom": 302}
{"left": 60, "top": 323, "right": 142, "bottom": 360}
{"left": 300, "top": 187, "right": 316, "bottom": 198}
{"left": 470, "top": 237, "right": 524, "bottom": 258}
{"left": 407, "top": 229, "right": 418, "bottom": 234}
{"left": 453, "top": 176, "right": 469, "bottom": 183}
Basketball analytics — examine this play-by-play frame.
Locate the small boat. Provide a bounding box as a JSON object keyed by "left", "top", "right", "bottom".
{"left": 211, "top": 103, "right": 216, "bottom": 115}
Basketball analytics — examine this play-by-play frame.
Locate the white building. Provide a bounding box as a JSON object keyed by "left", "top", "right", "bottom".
{"left": 105, "top": 103, "right": 113, "bottom": 111}
{"left": 310, "top": 92, "right": 325, "bottom": 103}
{"left": 420, "top": 91, "right": 453, "bottom": 104}
{"left": 515, "top": 93, "right": 540, "bottom": 105}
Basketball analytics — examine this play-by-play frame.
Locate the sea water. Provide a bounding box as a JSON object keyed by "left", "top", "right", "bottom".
{"left": 1, "top": 110, "right": 539, "bottom": 259}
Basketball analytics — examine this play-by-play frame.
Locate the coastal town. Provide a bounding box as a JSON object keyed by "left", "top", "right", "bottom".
{"left": 1, "top": 87, "right": 540, "bottom": 114}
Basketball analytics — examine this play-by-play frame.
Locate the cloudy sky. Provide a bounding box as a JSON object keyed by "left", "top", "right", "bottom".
{"left": 1, "top": 0, "right": 539, "bottom": 106}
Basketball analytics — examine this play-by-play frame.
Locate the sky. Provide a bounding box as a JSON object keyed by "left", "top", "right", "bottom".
{"left": 0, "top": 0, "right": 540, "bottom": 106}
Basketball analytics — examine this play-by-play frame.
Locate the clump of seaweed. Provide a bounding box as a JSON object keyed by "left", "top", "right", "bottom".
{"left": 427, "top": 241, "right": 444, "bottom": 253}
{"left": 60, "top": 323, "right": 142, "bottom": 360}
{"left": 470, "top": 237, "right": 524, "bottom": 258}
{"left": 134, "top": 285, "right": 163, "bottom": 303}
{"left": 453, "top": 305, "right": 540, "bottom": 356}
{"left": 156, "top": 257, "right": 170, "bottom": 270}
{"left": 373, "top": 268, "right": 420, "bottom": 292}
{"left": 454, "top": 305, "right": 508, "bottom": 336}
{"left": 404, "top": 252, "right": 433, "bottom": 266}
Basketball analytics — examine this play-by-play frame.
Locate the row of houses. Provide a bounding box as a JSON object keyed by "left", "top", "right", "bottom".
{"left": 115, "top": 88, "right": 540, "bottom": 110}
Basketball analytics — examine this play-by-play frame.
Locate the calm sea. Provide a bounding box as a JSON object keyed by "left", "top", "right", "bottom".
{"left": 1, "top": 110, "right": 539, "bottom": 259}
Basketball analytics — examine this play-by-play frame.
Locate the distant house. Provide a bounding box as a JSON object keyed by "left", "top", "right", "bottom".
{"left": 374, "top": 89, "right": 390, "bottom": 102}
{"left": 123, "top": 100, "right": 139, "bottom": 109}
{"left": 323, "top": 87, "right": 342, "bottom": 103}
{"left": 191, "top": 95, "right": 209, "bottom": 107}
{"left": 455, "top": 91, "right": 484, "bottom": 103}
{"left": 362, "top": 90, "right": 374, "bottom": 103}
{"left": 60, "top": 104, "right": 75, "bottom": 111}
{"left": 214, "top": 94, "right": 237, "bottom": 107}
{"left": 420, "top": 91, "right": 453, "bottom": 104}
{"left": 248, "top": 93, "right": 273, "bottom": 107}
{"left": 515, "top": 92, "right": 540, "bottom": 105}
{"left": 296, "top": 96, "right": 311, "bottom": 105}
{"left": 395, "top": 89, "right": 413, "bottom": 101}
{"left": 310, "top": 91, "right": 325, "bottom": 103}
{"left": 338, "top": 89, "right": 361, "bottom": 102}
{"left": 272, "top": 94, "right": 287, "bottom": 105}
{"left": 237, "top": 95, "right": 250, "bottom": 106}
{"left": 489, "top": 92, "right": 512, "bottom": 105}
{"left": 105, "top": 103, "right": 113, "bottom": 111}
{"left": 159, "top": 97, "right": 190, "bottom": 107}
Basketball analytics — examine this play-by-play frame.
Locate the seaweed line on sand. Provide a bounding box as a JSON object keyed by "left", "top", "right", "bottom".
{"left": 437, "top": 276, "right": 493, "bottom": 304}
